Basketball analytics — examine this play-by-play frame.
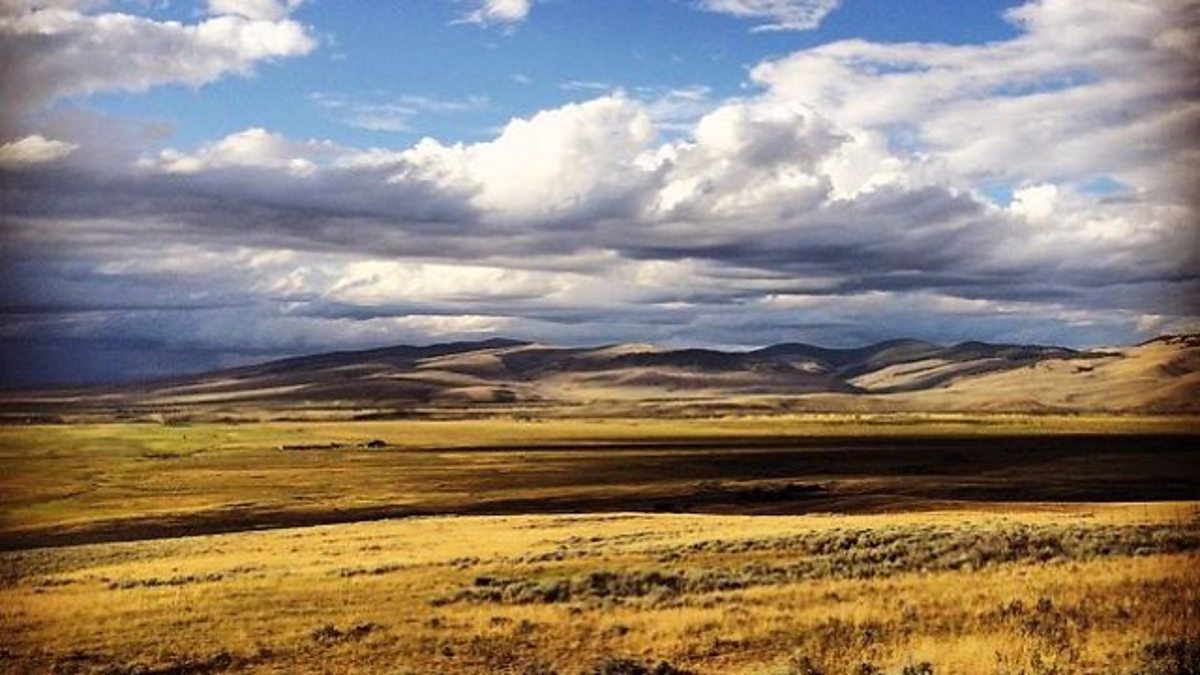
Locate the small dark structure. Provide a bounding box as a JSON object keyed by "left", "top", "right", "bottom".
{"left": 361, "top": 439, "right": 388, "bottom": 449}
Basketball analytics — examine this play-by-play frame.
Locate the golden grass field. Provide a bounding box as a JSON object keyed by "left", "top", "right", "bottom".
{"left": 2, "top": 505, "right": 1198, "bottom": 674}
{"left": 1, "top": 414, "right": 1198, "bottom": 673}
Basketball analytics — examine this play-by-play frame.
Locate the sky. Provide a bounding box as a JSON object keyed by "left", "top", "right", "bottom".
{"left": 0, "top": 0, "right": 1197, "bottom": 385}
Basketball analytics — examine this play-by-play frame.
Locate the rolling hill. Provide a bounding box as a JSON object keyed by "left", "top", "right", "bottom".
{"left": 2, "top": 334, "right": 1197, "bottom": 420}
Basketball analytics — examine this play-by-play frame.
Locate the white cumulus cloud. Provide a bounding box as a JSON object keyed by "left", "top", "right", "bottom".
{"left": 0, "top": 134, "right": 77, "bottom": 167}
{"left": 458, "top": 0, "right": 531, "bottom": 25}
{"left": 402, "top": 95, "right": 654, "bottom": 220}
{"left": 0, "top": 2, "right": 316, "bottom": 129}
{"left": 748, "top": 0, "right": 1199, "bottom": 201}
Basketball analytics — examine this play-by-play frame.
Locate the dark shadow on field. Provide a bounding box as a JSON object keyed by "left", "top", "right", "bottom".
{"left": 2, "top": 434, "right": 1197, "bottom": 551}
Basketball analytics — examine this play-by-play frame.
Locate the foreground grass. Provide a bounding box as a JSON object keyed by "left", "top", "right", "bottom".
{"left": 1, "top": 415, "right": 1197, "bottom": 539}
{"left": 2, "top": 505, "right": 1198, "bottom": 674}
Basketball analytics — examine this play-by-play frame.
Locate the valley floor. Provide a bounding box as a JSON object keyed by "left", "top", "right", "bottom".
{"left": 1, "top": 414, "right": 1198, "bottom": 548}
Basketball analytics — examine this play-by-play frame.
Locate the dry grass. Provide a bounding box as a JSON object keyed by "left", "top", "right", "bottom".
{"left": 2, "top": 505, "right": 1198, "bottom": 674}
{"left": 2, "top": 415, "right": 1196, "bottom": 539}
{"left": 1, "top": 417, "right": 1197, "bottom": 672}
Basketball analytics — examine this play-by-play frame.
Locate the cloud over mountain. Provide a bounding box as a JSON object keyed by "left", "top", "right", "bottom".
{"left": 0, "top": 0, "right": 1196, "bottom": 384}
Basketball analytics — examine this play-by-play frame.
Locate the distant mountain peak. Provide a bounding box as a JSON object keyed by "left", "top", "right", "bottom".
{"left": 430, "top": 336, "right": 530, "bottom": 350}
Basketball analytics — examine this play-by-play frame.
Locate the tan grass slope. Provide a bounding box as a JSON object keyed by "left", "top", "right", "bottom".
{"left": 2, "top": 334, "right": 1197, "bottom": 419}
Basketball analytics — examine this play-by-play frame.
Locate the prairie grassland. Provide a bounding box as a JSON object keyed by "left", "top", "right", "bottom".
{"left": 2, "top": 415, "right": 1197, "bottom": 543}
{"left": 2, "top": 504, "right": 1198, "bottom": 674}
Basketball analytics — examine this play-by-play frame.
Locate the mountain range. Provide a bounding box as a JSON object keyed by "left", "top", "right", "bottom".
{"left": 3, "top": 334, "right": 1198, "bottom": 420}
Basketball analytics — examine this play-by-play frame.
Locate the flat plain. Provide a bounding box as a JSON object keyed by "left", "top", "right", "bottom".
{"left": 2, "top": 414, "right": 1197, "bottom": 547}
